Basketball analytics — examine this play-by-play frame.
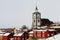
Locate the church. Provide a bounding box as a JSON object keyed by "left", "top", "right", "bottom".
{"left": 32, "top": 6, "right": 54, "bottom": 29}
{"left": 29, "top": 6, "right": 60, "bottom": 40}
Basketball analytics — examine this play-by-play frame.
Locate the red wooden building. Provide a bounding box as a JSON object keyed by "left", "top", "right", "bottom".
{"left": 3, "top": 33, "right": 10, "bottom": 40}
{"left": 33, "top": 29, "right": 56, "bottom": 40}
{"left": 14, "top": 32, "right": 29, "bottom": 40}
{"left": 14, "top": 32, "right": 24, "bottom": 40}
{"left": 3, "top": 33, "right": 14, "bottom": 40}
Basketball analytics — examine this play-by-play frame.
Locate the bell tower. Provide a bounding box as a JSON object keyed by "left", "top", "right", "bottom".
{"left": 32, "top": 6, "right": 41, "bottom": 29}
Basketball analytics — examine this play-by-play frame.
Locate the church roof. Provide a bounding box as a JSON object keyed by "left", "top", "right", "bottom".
{"left": 41, "top": 18, "right": 54, "bottom": 26}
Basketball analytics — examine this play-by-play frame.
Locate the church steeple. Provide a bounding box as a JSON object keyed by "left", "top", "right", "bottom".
{"left": 32, "top": 6, "right": 41, "bottom": 29}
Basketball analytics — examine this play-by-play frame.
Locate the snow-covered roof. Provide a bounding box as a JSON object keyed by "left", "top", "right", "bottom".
{"left": 0, "top": 31, "right": 5, "bottom": 34}
{"left": 41, "top": 26, "right": 47, "bottom": 28}
{"left": 0, "top": 30, "right": 5, "bottom": 34}
{"left": 14, "top": 33, "right": 23, "bottom": 36}
{"left": 29, "top": 31, "right": 33, "bottom": 33}
{"left": 33, "top": 29, "right": 55, "bottom": 32}
{"left": 0, "top": 34, "right": 4, "bottom": 36}
{"left": 34, "top": 29, "right": 47, "bottom": 31}
{"left": 48, "top": 29, "right": 55, "bottom": 31}
{"left": 0, "top": 30, "right": 5, "bottom": 36}
{"left": 3, "top": 33, "right": 10, "bottom": 36}
{"left": 50, "top": 26, "right": 60, "bottom": 28}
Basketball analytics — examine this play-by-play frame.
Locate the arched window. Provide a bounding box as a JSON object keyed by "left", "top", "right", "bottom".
{"left": 34, "top": 20, "right": 35, "bottom": 22}
{"left": 38, "top": 20, "right": 40, "bottom": 22}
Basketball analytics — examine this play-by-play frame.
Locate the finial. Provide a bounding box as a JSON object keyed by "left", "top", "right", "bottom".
{"left": 35, "top": 6, "right": 38, "bottom": 12}
{"left": 35, "top": 6, "right": 38, "bottom": 10}
{"left": 35, "top": 0, "right": 38, "bottom": 12}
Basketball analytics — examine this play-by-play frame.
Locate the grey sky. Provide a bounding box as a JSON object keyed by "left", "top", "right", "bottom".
{"left": 0, "top": 0, "right": 60, "bottom": 28}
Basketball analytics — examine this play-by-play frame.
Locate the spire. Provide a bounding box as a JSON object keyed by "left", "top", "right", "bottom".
{"left": 35, "top": 6, "right": 38, "bottom": 10}
{"left": 35, "top": 0, "right": 38, "bottom": 12}
{"left": 35, "top": 6, "right": 38, "bottom": 12}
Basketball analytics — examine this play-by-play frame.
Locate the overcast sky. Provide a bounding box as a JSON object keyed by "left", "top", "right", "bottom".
{"left": 0, "top": 0, "right": 60, "bottom": 28}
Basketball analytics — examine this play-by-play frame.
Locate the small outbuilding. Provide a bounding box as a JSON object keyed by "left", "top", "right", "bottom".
{"left": 14, "top": 33, "right": 23, "bottom": 40}
{"left": 3, "top": 33, "right": 10, "bottom": 40}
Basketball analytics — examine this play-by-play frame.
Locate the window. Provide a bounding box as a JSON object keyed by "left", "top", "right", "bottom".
{"left": 34, "top": 20, "right": 35, "bottom": 22}
{"left": 38, "top": 20, "right": 40, "bottom": 22}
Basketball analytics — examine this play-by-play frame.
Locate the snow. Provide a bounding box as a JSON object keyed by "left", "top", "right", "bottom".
{"left": 46, "top": 37, "right": 55, "bottom": 40}
{"left": 34, "top": 29, "right": 47, "bottom": 31}
{"left": 40, "top": 26, "right": 47, "bottom": 28}
{"left": 50, "top": 26, "right": 60, "bottom": 28}
{"left": 0, "top": 30, "right": 5, "bottom": 33}
{"left": 0, "top": 34, "right": 3, "bottom": 36}
{"left": 14, "top": 33, "right": 23, "bottom": 36}
{"left": 46, "top": 34, "right": 60, "bottom": 40}
{"left": 18, "top": 33, "right": 23, "bottom": 36}
{"left": 3, "top": 33, "right": 10, "bottom": 36}
{"left": 0, "top": 30, "right": 5, "bottom": 36}
{"left": 0, "top": 32, "right": 5, "bottom": 34}
{"left": 48, "top": 29, "right": 55, "bottom": 31}
{"left": 29, "top": 31, "right": 33, "bottom": 33}
{"left": 33, "top": 27, "right": 55, "bottom": 32}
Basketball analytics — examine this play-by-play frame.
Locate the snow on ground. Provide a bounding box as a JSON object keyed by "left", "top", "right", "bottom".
{"left": 46, "top": 34, "right": 60, "bottom": 40}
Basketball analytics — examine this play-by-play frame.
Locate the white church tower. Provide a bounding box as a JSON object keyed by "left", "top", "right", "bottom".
{"left": 32, "top": 6, "right": 41, "bottom": 29}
